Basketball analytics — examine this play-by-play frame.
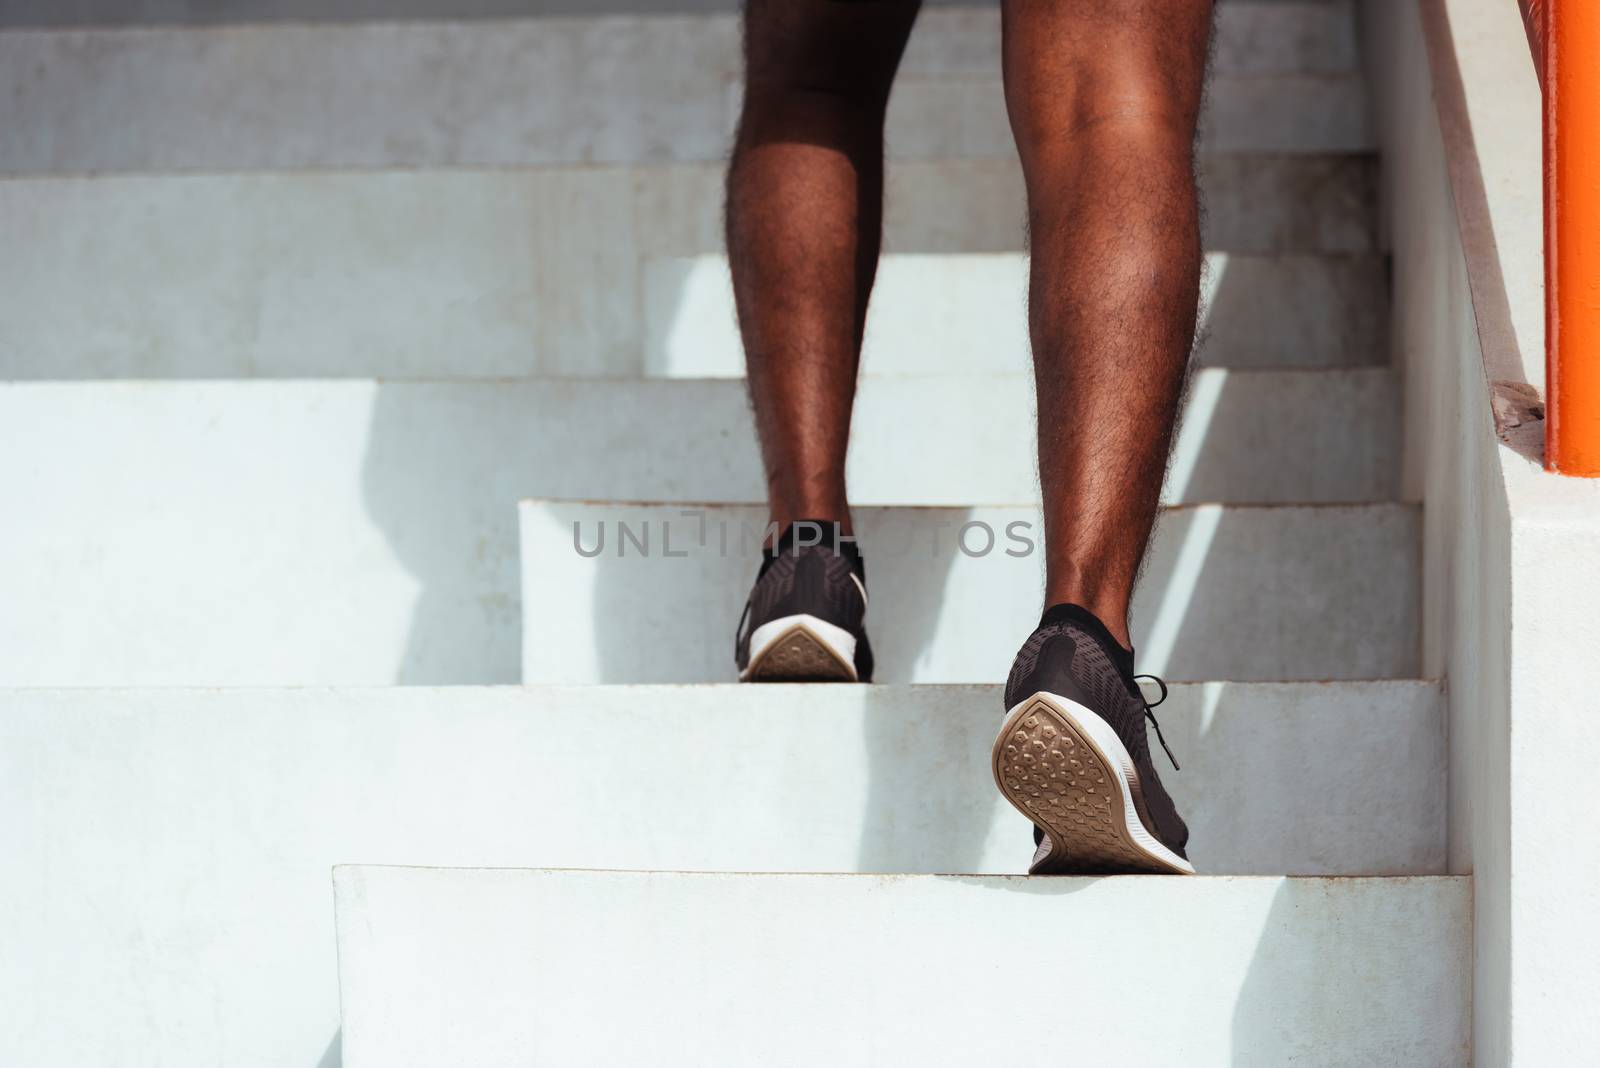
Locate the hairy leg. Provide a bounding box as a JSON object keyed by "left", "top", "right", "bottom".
{"left": 726, "top": 0, "right": 921, "bottom": 536}
{"left": 1001, "top": 0, "right": 1214, "bottom": 647}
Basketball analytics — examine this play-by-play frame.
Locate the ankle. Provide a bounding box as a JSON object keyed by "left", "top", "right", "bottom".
{"left": 766, "top": 506, "right": 853, "bottom": 544}
{"left": 767, "top": 517, "right": 859, "bottom": 555}
{"left": 1039, "top": 587, "right": 1132, "bottom": 650}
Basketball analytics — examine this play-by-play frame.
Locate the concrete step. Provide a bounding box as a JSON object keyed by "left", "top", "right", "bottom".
{"left": 2, "top": 2, "right": 1362, "bottom": 71}
{"left": 1, "top": 0, "right": 1358, "bottom": 34}
{"left": 334, "top": 866, "right": 1471, "bottom": 1067}
{"left": 648, "top": 252, "right": 1388, "bottom": 375}
{"left": 521, "top": 500, "right": 1421, "bottom": 683}
{"left": 0, "top": 373, "right": 1398, "bottom": 687}
{"left": 0, "top": 680, "right": 1445, "bottom": 1065}
{"left": 0, "top": 6, "right": 1363, "bottom": 174}
{"left": 0, "top": 160, "right": 1377, "bottom": 380}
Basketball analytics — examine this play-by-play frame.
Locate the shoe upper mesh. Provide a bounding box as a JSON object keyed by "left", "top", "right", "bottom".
{"left": 735, "top": 546, "right": 870, "bottom": 677}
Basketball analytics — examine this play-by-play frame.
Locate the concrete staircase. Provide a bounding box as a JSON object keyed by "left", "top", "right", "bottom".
{"left": 0, "top": 3, "right": 1472, "bottom": 1066}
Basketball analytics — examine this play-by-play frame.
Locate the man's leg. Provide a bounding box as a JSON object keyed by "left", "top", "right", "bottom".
{"left": 726, "top": 0, "right": 921, "bottom": 537}
{"left": 991, "top": 1, "right": 1212, "bottom": 875}
{"left": 726, "top": 0, "right": 918, "bottom": 683}
{"left": 1003, "top": 0, "right": 1213, "bottom": 649}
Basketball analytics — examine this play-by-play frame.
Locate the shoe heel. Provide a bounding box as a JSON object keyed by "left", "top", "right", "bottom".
{"left": 992, "top": 693, "right": 1194, "bottom": 875}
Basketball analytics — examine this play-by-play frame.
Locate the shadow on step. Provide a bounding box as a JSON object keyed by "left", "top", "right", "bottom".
{"left": 856, "top": 681, "right": 1004, "bottom": 874}
{"left": 926, "top": 876, "right": 1467, "bottom": 1062}
{"left": 1227, "top": 879, "right": 1469, "bottom": 1065}
{"left": 316, "top": 1029, "right": 340, "bottom": 1068}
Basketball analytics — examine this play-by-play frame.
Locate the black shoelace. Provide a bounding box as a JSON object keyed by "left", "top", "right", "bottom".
{"left": 1135, "top": 673, "right": 1181, "bottom": 771}
{"left": 733, "top": 598, "right": 752, "bottom": 660}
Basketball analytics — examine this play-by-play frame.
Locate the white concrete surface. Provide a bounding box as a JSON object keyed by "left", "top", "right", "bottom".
{"left": 1500, "top": 462, "right": 1600, "bottom": 1064}
{"left": 0, "top": 0, "right": 795, "bottom": 23}
{"left": 0, "top": 0, "right": 836, "bottom": 21}
{"left": 1364, "top": 0, "right": 1600, "bottom": 1060}
{"left": 644, "top": 252, "right": 1388, "bottom": 375}
{"left": 0, "top": 1, "right": 1470, "bottom": 1064}
{"left": 1, "top": 0, "right": 1358, "bottom": 55}
{"left": 0, "top": 682, "right": 1446, "bottom": 1067}
{"left": 0, "top": 372, "right": 1399, "bottom": 686}
{"left": 521, "top": 500, "right": 1421, "bottom": 683}
{"left": 0, "top": 161, "right": 1378, "bottom": 379}
{"left": 334, "top": 866, "right": 1471, "bottom": 1067}
{"left": 1364, "top": 4, "right": 1514, "bottom": 1057}
{"left": 0, "top": 8, "right": 1366, "bottom": 173}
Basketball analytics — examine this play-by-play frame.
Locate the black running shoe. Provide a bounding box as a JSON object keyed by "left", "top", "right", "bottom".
{"left": 735, "top": 520, "right": 873, "bottom": 683}
{"left": 993, "top": 603, "right": 1192, "bottom": 875}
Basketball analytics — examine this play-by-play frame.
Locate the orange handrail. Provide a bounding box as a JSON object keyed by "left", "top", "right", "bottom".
{"left": 1527, "top": 0, "right": 1600, "bottom": 475}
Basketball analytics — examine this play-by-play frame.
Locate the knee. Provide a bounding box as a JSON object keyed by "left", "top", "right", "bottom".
{"left": 1010, "top": 61, "right": 1202, "bottom": 173}
{"left": 1002, "top": 1, "right": 1211, "bottom": 172}
{"left": 735, "top": 60, "right": 899, "bottom": 155}
{"left": 739, "top": 0, "right": 916, "bottom": 118}
{"left": 740, "top": 69, "right": 896, "bottom": 128}
{"left": 740, "top": 54, "right": 900, "bottom": 125}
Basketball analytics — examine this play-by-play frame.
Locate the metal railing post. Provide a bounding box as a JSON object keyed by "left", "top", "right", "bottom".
{"left": 1539, "top": 0, "right": 1600, "bottom": 474}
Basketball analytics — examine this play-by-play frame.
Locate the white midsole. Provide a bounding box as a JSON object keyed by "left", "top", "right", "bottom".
{"left": 1011, "top": 691, "right": 1196, "bottom": 875}
{"left": 742, "top": 613, "right": 858, "bottom": 680}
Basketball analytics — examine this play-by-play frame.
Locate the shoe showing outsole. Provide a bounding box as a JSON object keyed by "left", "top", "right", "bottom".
{"left": 740, "top": 614, "right": 858, "bottom": 682}
{"left": 992, "top": 692, "right": 1195, "bottom": 876}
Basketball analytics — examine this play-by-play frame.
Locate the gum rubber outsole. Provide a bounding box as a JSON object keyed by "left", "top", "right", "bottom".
{"left": 992, "top": 693, "right": 1194, "bottom": 876}
{"left": 742, "top": 624, "right": 857, "bottom": 682}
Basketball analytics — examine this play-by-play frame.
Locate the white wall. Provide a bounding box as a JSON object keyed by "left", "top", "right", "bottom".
{"left": 1359, "top": 6, "right": 1512, "bottom": 1057}
{"left": 1361, "top": 0, "right": 1600, "bottom": 1061}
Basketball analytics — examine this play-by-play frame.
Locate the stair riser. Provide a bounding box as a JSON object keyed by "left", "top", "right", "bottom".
{"left": 646, "top": 252, "right": 1388, "bottom": 374}
{"left": 522, "top": 501, "right": 1422, "bottom": 683}
{"left": 0, "top": 0, "right": 1358, "bottom": 45}
{"left": 0, "top": 160, "right": 1377, "bottom": 381}
{"left": 0, "top": 9, "right": 1363, "bottom": 174}
{"left": 336, "top": 867, "right": 1471, "bottom": 1067}
{"left": 0, "top": 4, "right": 1361, "bottom": 78}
